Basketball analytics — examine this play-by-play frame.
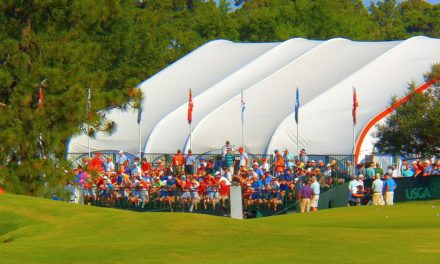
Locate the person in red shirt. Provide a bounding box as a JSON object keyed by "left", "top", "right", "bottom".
{"left": 219, "top": 180, "right": 230, "bottom": 207}
{"left": 198, "top": 180, "right": 208, "bottom": 209}
{"left": 171, "top": 150, "right": 184, "bottom": 176}
{"left": 273, "top": 150, "right": 285, "bottom": 176}
{"left": 141, "top": 158, "right": 151, "bottom": 174}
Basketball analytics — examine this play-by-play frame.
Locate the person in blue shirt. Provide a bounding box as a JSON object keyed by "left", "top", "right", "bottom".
{"left": 384, "top": 173, "right": 397, "bottom": 205}
{"left": 401, "top": 163, "right": 414, "bottom": 177}
{"left": 251, "top": 175, "right": 263, "bottom": 206}
{"left": 263, "top": 171, "right": 273, "bottom": 186}
{"left": 252, "top": 162, "right": 265, "bottom": 179}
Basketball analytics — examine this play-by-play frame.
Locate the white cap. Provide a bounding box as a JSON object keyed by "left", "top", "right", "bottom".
{"left": 119, "top": 150, "right": 124, "bottom": 153}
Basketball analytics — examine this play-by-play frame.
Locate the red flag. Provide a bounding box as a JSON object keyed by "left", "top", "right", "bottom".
{"left": 188, "top": 89, "right": 193, "bottom": 124}
{"left": 352, "top": 87, "right": 358, "bottom": 125}
{"left": 38, "top": 86, "right": 43, "bottom": 108}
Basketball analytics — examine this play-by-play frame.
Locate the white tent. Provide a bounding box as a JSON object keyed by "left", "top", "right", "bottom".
{"left": 67, "top": 36, "right": 440, "bottom": 160}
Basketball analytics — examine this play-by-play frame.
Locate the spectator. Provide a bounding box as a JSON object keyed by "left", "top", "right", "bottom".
{"left": 105, "top": 156, "right": 115, "bottom": 173}
{"left": 118, "top": 150, "right": 128, "bottom": 167}
{"left": 141, "top": 157, "right": 151, "bottom": 174}
{"left": 422, "top": 160, "right": 432, "bottom": 177}
{"left": 259, "top": 157, "right": 270, "bottom": 172}
{"left": 371, "top": 174, "right": 384, "bottom": 205}
{"left": 401, "top": 163, "right": 414, "bottom": 177}
{"left": 310, "top": 176, "right": 320, "bottom": 211}
{"left": 252, "top": 162, "right": 264, "bottom": 179}
{"left": 375, "top": 162, "right": 384, "bottom": 177}
{"left": 171, "top": 149, "right": 184, "bottom": 176}
{"left": 273, "top": 149, "right": 284, "bottom": 176}
{"left": 283, "top": 148, "right": 295, "bottom": 170}
{"left": 223, "top": 148, "right": 235, "bottom": 175}
{"left": 357, "top": 162, "right": 366, "bottom": 177}
{"left": 413, "top": 160, "right": 423, "bottom": 177}
{"left": 184, "top": 149, "right": 196, "bottom": 175}
{"left": 222, "top": 140, "right": 235, "bottom": 156}
{"left": 384, "top": 173, "right": 397, "bottom": 206}
{"left": 236, "top": 147, "right": 248, "bottom": 169}
{"left": 348, "top": 184, "right": 364, "bottom": 206}
{"left": 365, "top": 162, "right": 375, "bottom": 180}
{"left": 299, "top": 148, "right": 308, "bottom": 164}
{"left": 433, "top": 161, "right": 440, "bottom": 176}
{"left": 131, "top": 162, "right": 142, "bottom": 178}
{"left": 298, "top": 179, "right": 314, "bottom": 213}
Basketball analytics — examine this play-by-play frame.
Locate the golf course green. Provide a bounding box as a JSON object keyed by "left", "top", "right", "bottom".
{"left": 1, "top": 194, "right": 439, "bottom": 263}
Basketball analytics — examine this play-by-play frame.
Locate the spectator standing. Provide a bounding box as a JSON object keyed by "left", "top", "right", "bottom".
{"left": 298, "top": 180, "right": 314, "bottom": 213}
{"left": 375, "top": 162, "right": 384, "bottom": 177}
{"left": 365, "top": 162, "right": 376, "bottom": 180}
{"left": 357, "top": 162, "right": 366, "bottom": 178}
{"left": 371, "top": 174, "right": 384, "bottom": 205}
{"left": 118, "top": 150, "right": 128, "bottom": 168}
{"left": 222, "top": 140, "right": 235, "bottom": 156}
{"left": 299, "top": 148, "right": 309, "bottom": 164}
{"left": 224, "top": 148, "right": 235, "bottom": 175}
{"left": 171, "top": 149, "right": 184, "bottom": 176}
{"left": 273, "top": 149, "right": 284, "bottom": 176}
{"left": 238, "top": 147, "right": 249, "bottom": 169}
{"left": 401, "top": 163, "right": 414, "bottom": 177}
{"left": 384, "top": 173, "right": 397, "bottom": 205}
{"left": 141, "top": 158, "right": 151, "bottom": 174}
{"left": 184, "top": 149, "right": 196, "bottom": 175}
{"left": 283, "top": 149, "right": 295, "bottom": 170}
{"left": 346, "top": 160, "right": 355, "bottom": 176}
{"left": 105, "top": 156, "right": 115, "bottom": 173}
{"left": 310, "top": 176, "right": 320, "bottom": 211}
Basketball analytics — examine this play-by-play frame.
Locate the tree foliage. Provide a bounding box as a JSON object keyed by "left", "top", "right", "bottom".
{"left": 374, "top": 64, "right": 440, "bottom": 158}
{"left": 0, "top": 0, "right": 439, "bottom": 194}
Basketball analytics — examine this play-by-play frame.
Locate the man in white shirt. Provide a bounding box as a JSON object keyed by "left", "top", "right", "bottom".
{"left": 310, "top": 176, "right": 320, "bottom": 211}
{"left": 105, "top": 156, "right": 115, "bottom": 172}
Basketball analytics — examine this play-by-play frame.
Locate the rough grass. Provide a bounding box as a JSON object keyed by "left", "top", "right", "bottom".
{"left": 0, "top": 194, "right": 439, "bottom": 263}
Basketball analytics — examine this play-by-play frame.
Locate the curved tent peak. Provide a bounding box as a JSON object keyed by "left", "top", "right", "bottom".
{"left": 146, "top": 38, "right": 322, "bottom": 153}
{"left": 267, "top": 37, "right": 440, "bottom": 156}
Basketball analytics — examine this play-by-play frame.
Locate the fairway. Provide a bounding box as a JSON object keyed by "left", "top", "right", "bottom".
{"left": 1, "top": 194, "right": 439, "bottom": 264}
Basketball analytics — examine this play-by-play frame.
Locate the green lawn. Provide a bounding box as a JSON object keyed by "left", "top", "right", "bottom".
{"left": 0, "top": 194, "right": 439, "bottom": 264}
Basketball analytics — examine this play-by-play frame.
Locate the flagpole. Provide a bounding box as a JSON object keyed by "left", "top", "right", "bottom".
{"left": 295, "top": 87, "right": 300, "bottom": 159}
{"left": 139, "top": 121, "right": 142, "bottom": 159}
{"left": 190, "top": 122, "right": 192, "bottom": 151}
{"left": 352, "top": 86, "right": 358, "bottom": 163}
{"left": 353, "top": 123, "right": 355, "bottom": 157}
{"left": 38, "top": 79, "right": 46, "bottom": 159}
{"left": 87, "top": 87, "right": 91, "bottom": 158}
{"left": 297, "top": 124, "right": 299, "bottom": 159}
{"left": 241, "top": 88, "right": 245, "bottom": 152}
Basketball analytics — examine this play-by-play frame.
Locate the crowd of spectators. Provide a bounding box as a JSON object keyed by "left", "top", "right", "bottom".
{"left": 70, "top": 142, "right": 439, "bottom": 214}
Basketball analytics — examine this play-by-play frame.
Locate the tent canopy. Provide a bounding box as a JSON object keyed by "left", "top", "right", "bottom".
{"left": 68, "top": 37, "right": 440, "bottom": 158}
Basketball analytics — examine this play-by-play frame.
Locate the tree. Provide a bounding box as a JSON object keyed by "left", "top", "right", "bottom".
{"left": 374, "top": 64, "right": 440, "bottom": 159}
{"left": 0, "top": 0, "right": 140, "bottom": 194}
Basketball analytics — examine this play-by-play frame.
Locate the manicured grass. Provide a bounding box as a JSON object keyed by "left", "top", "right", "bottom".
{"left": 0, "top": 194, "right": 439, "bottom": 263}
